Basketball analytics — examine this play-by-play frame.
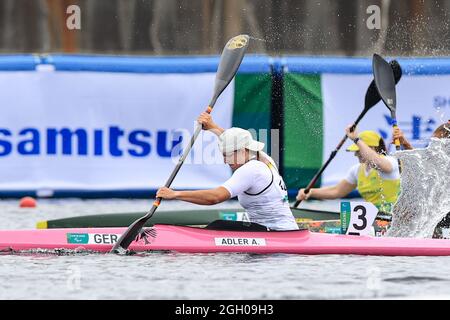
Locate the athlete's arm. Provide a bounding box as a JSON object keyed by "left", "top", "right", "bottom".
{"left": 354, "top": 140, "right": 393, "bottom": 173}
{"left": 156, "top": 186, "right": 230, "bottom": 205}
{"left": 296, "top": 179, "right": 355, "bottom": 201}
{"left": 197, "top": 112, "right": 225, "bottom": 136}
{"left": 346, "top": 126, "right": 393, "bottom": 173}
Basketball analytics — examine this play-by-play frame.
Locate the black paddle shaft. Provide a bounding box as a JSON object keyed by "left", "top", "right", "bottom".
{"left": 111, "top": 35, "right": 250, "bottom": 253}
{"left": 293, "top": 60, "right": 402, "bottom": 208}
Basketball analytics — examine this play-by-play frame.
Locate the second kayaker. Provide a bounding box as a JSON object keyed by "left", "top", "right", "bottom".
{"left": 296, "top": 126, "right": 401, "bottom": 213}
{"left": 156, "top": 112, "right": 298, "bottom": 231}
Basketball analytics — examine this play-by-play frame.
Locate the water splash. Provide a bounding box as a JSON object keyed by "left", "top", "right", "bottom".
{"left": 247, "top": 35, "right": 269, "bottom": 43}
{"left": 386, "top": 138, "right": 450, "bottom": 238}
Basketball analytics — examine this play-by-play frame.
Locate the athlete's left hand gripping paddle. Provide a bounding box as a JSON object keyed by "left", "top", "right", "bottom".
{"left": 111, "top": 35, "right": 250, "bottom": 253}
{"left": 372, "top": 54, "right": 400, "bottom": 150}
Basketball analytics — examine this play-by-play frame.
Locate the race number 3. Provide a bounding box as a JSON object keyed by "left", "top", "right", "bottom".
{"left": 352, "top": 205, "right": 367, "bottom": 231}
{"left": 340, "top": 202, "right": 378, "bottom": 236}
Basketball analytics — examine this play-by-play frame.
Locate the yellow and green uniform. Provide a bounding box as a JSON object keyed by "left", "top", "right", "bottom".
{"left": 345, "top": 155, "right": 401, "bottom": 213}
{"left": 356, "top": 163, "right": 400, "bottom": 213}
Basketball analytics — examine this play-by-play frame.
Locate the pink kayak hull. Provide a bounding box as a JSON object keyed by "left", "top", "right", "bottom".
{"left": 2, "top": 225, "right": 450, "bottom": 256}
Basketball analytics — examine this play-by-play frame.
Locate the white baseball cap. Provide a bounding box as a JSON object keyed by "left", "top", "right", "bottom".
{"left": 218, "top": 127, "right": 265, "bottom": 154}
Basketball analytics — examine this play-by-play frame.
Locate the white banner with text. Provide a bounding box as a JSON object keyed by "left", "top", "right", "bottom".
{"left": 0, "top": 71, "right": 234, "bottom": 192}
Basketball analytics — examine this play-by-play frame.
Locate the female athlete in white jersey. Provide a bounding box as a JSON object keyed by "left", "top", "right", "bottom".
{"left": 156, "top": 112, "right": 298, "bottom": 231}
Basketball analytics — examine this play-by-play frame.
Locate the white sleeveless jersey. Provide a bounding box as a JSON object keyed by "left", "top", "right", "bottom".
{"left": 221, "top": 154, "right": 298, "bottom": 231}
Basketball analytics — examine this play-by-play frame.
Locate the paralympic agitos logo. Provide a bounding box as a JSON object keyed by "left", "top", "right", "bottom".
{"left": 0, "top": 126, "right": 184, "bottom": 157}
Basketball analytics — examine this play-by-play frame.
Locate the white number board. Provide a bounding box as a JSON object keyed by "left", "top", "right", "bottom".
{"left": 341, "top": 202, "right": 378, "bottom": 236}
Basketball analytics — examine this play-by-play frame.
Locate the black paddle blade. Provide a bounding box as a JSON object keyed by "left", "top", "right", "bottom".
{"left": 210, "top": 35, "right": 249, "bottom": 107}
{"left": 364, "top": 59, "right": 402, "bottom": 111}
{"left": 110, "top": 214, "right": 150, "bottom": 254}
{"left": 390, "top": 60, "right": 403, "bottom": 84}
{"left": 372, "top": 53, "right": 396, "bottom": 114}
{"left": 364, "top": 78, "right": 382, "bottom": 110}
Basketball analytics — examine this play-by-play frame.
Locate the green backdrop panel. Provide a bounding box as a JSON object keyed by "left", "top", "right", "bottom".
{"left": 233, "top": 73, "right": 272, "bottom": 153}
{"left": 283, "top": 73, "right": 323, "bottom": 189}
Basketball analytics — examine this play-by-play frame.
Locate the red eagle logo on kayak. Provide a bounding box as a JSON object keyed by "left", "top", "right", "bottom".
{"left": 135, "top": 228, "right": 157, "bottom": 245}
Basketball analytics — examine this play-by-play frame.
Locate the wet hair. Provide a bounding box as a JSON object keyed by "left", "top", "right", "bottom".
{"left": 432, "top": 121, "right": 450, "bottom": 139}
{"left": 373, "top": 138, "right": 388, "bottom": 155}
